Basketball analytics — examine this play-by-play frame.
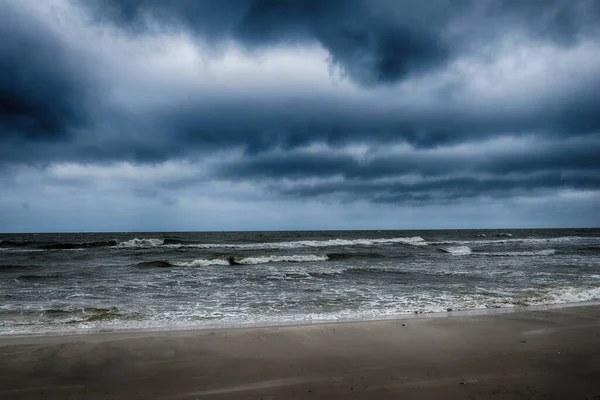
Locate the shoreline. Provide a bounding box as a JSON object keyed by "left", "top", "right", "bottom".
{"left": 3, "top": 299, "right": 600, "bottom": 339}
{"left": 1, "top": 304, "right": 599, "bottom": 399}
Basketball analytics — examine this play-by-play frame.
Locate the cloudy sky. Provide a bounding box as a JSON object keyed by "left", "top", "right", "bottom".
{"left": 1, "top": 0, "right": 599, "bottom": 232}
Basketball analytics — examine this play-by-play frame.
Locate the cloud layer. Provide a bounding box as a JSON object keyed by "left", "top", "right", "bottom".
{"left": 1, "top": 0, "right": 599, "bottom": 231}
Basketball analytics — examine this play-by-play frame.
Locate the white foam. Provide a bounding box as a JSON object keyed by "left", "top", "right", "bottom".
{"left": 534, "top": 287, "right": 600, "bottom": 305}
{"left": 236, "top": 254, "right": 329, "bottom": 265}
{"left": 170, "top": 254, "right": 329, "bottom": 267}
{"left": 440, "top": 246, "right": 472, "bottom": 255}
{"left": 118, "top": 238, "right": 164, "bottom": 247}
{"left": 171, "top": 259, "right": 230, "bottom": 267}
{"left": 481, "top": 249, "right": 556, "bottom": 257}
{"left": 161, "top": 236, "right": 427, "bottom": 250}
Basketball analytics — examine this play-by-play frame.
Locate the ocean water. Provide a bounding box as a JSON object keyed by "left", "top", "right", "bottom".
{"left": 1, "top": 229, "right": 599, "bottom": 335}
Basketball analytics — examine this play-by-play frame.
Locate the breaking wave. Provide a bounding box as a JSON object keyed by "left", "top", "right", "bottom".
{"left": 170, "top": 259, "right": 231, "bottom": 267}
{"left": 439, "top": 246, "right": 472, "bottom": 255}
{"left": 170, "top": 236, "right": 427, "bottom": 250}
{"left": 536, "top": 286, "right": 600, "bottom": 305}
{"left": 232, "top": 254, "right": 329, "bottom": 265}
{"left": 136, "top": 253, "right": 336, "bottom": 268}
{"left": 438, "top": 247, "right": 556, "bottom": 257}
{"left": 485, "top": 286, "right": 600, "bottom": 309}
{"left": 118, "top": 238, "right": 164, "bottom": 247}
{"left": 0, "top": 235, "right": 429, "bottom": 251}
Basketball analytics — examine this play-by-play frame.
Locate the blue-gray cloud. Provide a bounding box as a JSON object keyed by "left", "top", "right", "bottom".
{"left": 0, "top": 0, "right": 600, "bottom": 225}
{"left": 0, "top": 5, "right": 90, "bottom": 142}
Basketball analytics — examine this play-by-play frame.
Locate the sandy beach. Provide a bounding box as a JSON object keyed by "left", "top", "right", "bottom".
{"left": 1, "top": 305, "right": 599, "bottom": 399}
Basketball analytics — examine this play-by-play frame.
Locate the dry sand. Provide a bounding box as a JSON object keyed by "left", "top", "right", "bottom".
{"left": 1, "top": 305, "right": 600, "bottom": 399}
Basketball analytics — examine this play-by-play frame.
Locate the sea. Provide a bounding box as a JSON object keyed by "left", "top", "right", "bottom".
{"left": 1, "top": 228, "right": 599, "bottom": 335}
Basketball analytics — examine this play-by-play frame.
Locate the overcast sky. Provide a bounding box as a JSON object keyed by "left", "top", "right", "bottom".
{"left": 1, "top": 0, "right": 599, "bottom": 232}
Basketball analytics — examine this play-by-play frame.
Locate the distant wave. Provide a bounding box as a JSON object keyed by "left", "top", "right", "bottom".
{"left": 17, "top": 274, "right": 62, "bottom": 280}
{"left": 234, "top": 254, "right": 329, "bottom": 265}
{"left": 44, "top": 240, "right": 118, "bottom": 250}
{"left": 176, "top": 236, "right": 427, "bottom": 250}
{"left": 478, "top": 249, "right": 556, "bottom": 257}
{"left": 171, "top": 258, "right": 231, "bottom": 267}
{"left": 578, "top": 246, "right": 600, "bottom": 253}
{"left": 136, "top": 253, "right": 341, "bottom": 268}
{"left": 134, "top": 260, "right": 174, "bottom": 268}
{"left": 0, "top": 239, "right": 118, "bottom": 250}
{"left": 0, "top": 264, "right": 43, "bottom": 272}
{"left": 0, "top": 240, "right": 33, "bottom": 247}
{"left": 116, "top": 236, "right": 427, "bottom": 250}
{"left": 430, "top": 236, "right": 597, "bottom": 246}
{"left": 437, "top": 247, "right": 556, "bottom": 257}
{"left": 439, "top": 246, "right": 472, "bottom": 255}
{"left": 118, "top": 238, "right": 164, "bottom": 247}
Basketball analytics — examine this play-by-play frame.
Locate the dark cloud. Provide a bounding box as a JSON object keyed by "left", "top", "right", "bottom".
{"left": 0, "top": 0, "right": 599, "bottom": 214}
{"left": 1, "top": 0, "right": 599, "bottom": 164}
{"left": 270, "top": 172, "right": 600, "bottom": 205}
{"left": 212, "top": 134, "right": 600, "bottom": 203}
{"left": 0, "top": 4, "right": 90, "bottom": 143}
{"left": 82, "top": 0, "right": 455, "bottom": 85}
{"left": 81, "top": 0, "right": 600, "bottom": 85}
{"left": 217, "top": 135, "right": 600, "bottom": 181}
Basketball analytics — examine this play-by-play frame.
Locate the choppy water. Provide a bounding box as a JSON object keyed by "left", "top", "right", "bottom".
{"left": 1, "top": 229, "right": 599, "bottom": 335}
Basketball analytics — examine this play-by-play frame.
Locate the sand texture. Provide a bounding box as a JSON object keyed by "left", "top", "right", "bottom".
{"left": 1, "top": 305, "right": 600, "bottom": 399}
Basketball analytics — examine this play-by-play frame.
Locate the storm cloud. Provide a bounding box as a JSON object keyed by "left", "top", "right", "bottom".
{"left": 0, "top": 5, "right": 89, "bottom": 142}
{"left": 0, "top": 0, "right": 599, "bottom": 231}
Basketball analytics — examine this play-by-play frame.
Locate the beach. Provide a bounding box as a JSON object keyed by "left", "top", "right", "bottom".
{"left": 1, "top": 304, "right": 599, "bottom": 399}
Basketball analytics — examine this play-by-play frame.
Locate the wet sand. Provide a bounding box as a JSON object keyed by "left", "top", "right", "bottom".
{"left": 1, "top": 305, "right": 599, "bottom": 399}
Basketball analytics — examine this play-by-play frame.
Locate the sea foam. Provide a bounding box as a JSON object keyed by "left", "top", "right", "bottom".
{"left": 169, "top": 236, "right": 428, "bottom": 250}
{"left": 170, "top": 254, "right": 330, "bottom": 267}
{"left": 439, "top": 246, "right": 472, "bottom": 255}
{"left": 118, "top": 238, "right": 164, "bottom": 247}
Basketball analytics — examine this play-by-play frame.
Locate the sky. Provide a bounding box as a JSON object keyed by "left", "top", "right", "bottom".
{"left": 1, "top": 0, "right": 599, "bottom": 232}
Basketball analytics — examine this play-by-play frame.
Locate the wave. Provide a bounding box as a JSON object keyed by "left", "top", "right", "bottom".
{"left": 578, "top": 246, "right": 600, "bottom": 253}
{"left": 232, "top": 254, "right": 329, "bottom": 265}
{"left": 0, "top": 264, "right": 43, "bottom": 271}
{"left": 437, "top": 247, "right": 556, "bottom": 257}
{"left": 326, "top": 253, "right": 355, "bottom": 261}
{"left": 478, "top": 249, "right": 556, "bottom": 257}
{"left": 38, "top": 307, "right": 124, "bottom": 323}
{"left": 136, "top": 253, "right": 337, "bottom": 268}
{"left": 430, "top": 236, "right": 598, "bottom": 247}
{"left": 170, "top": 259, "right": 231, "bottom": 267}
{"left": 42, "top": 240, "right": 118, "bottom": 250}
{"left": 169, "top": 236, "right": 427, "bottom": 250}
{"left": 439, "top": 246, "right": 472, "bottom": 255}
{"left": 486, "top": 286, "right": 600, "bottom": 309}
{"left": 0, "top": 239, "right": 118, "bottom": 250}
{"left": 538, "top": 286, "right": 600, "bottom": 304}
{"left": 118, "top": 238, "right": 164, "bottom": 247}
{"left": 135, "top": 261, "right": 174, "bottom": 268}
{"left": 0, "top": 240, "right": 34, "bottom": 247}
{"left": 17, "top": 274, "right": 61, "bottom": 280}
{"left": 2, "top": 235, "right": 426, "bottom": 251}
